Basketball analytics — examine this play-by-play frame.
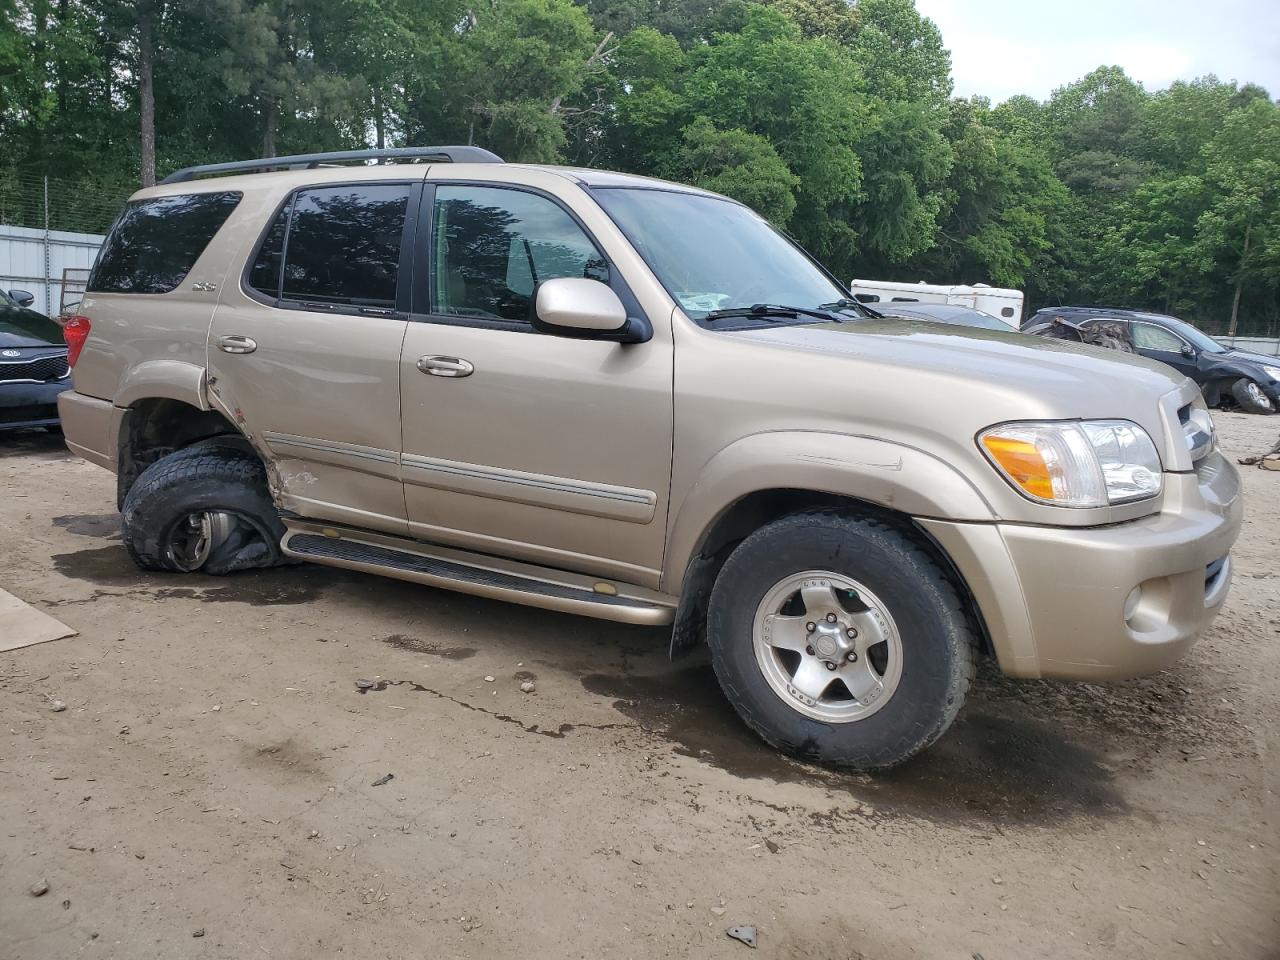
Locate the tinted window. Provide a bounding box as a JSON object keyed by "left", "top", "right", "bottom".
{"left": 1153, "top": 315, "right": 1226, "bottom": 354}
{"left": 281, "top": 184, "right": 410, "bottom": 307}
{"left": 1132, "top": 323, "right": 1185, "bottom": 352}
{"left": 88, "top": 192, "right": 241, "bottom": 294}
{"left": 431, "top": 186, "right": 608, "bottom": 323}
{"left": 247, "top": 205, "right": 289, "bottom": 298}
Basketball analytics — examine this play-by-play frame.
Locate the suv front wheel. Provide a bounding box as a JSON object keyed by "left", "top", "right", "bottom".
{"left": 707, "top": 512, "right": 976, "bottom": 771}
{"left": 121, "top": 439, "right": 288, "bottom": 575}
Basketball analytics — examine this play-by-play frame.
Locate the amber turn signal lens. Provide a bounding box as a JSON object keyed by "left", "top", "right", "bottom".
{"left": 981, "top": 435, "right": 1054, "bottom": 500}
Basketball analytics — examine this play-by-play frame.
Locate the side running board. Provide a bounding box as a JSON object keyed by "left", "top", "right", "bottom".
{"left": 281, "top": 523, "right": 675, "bottom": 626}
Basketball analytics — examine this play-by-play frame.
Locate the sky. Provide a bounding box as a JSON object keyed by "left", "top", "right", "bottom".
{"left": 913, "top": 0, "right": 1280, "bottom": 103}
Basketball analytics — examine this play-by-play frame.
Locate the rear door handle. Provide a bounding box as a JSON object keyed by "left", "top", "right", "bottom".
{"left": 417, "top": 355, "right": 474, "bottom": 378}
{"left": 217, "top": 335, "right": 257, "bottom": 355}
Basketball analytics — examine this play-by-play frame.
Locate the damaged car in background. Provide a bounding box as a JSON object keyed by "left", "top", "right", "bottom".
{"left": 1025, "top": 306, "right": 1279, "bottom": 414}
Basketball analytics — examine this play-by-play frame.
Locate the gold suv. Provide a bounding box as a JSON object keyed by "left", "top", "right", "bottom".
{"left": 57, "top": 146, "right": 1242, "bottom": 769}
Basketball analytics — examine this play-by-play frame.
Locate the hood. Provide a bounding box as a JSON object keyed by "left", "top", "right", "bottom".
{"left": 0, "top": 304, "right": 64, "bottom": 349}
{"left": 719, "top": 318, "right": 1192, "bottom": 472}
{"left": 1212, "top": 349, "right": 1279, "bottom": 369}
{"left": 728, "top": 318, "right": 1185, "bottom": 401}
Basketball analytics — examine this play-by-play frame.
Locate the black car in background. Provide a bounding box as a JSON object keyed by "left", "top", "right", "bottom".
{"left": 1025, "top": 306, "right": 1280, "bottom": 414}
{"left": 0, "top": 288, "right": 71, "bottom": 430}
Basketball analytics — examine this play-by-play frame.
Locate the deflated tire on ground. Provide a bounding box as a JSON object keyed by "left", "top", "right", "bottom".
{"left": 120, "top": 438, "right": 289, "bottom": 575}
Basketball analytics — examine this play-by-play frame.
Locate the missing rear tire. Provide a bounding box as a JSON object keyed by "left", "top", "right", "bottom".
{"left": 121, "top": 440, "right": 287, "bottom": 575}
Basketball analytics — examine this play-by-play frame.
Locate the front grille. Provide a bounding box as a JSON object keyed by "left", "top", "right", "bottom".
{"left": 0, "top": 352, "right": 69, "bottom": 383}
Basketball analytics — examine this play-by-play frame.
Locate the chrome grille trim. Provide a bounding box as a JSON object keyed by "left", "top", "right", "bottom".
{"left": 0, "top": 352, "right": 70, "bottom": 383}
{"left": 1179, "top": 403, "right": 1216, "bottom": 464}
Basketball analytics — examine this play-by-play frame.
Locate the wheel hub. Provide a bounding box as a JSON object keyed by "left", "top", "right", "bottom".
{"left": 167, "top": 510, "right": 235, "bottom": 572}
{"left": 753, "top": 572, "right": 903, "bottom": 724}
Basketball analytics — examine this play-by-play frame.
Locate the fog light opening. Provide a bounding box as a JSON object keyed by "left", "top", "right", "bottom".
{"left": 1124, "top": 586, "right": 1142, "bottom": 622}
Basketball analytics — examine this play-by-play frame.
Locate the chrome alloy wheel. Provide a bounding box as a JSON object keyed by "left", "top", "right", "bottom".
{"left": 166, "top": 510, "right": 235, "bottom": 572}
{"left": 1245, "top": 381, "right": 1274, "bottom": 411}
{"left": 752, "top": 571, "right": 903, "bottom": 723}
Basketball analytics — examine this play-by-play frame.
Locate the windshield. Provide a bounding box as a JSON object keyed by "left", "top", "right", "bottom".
{"left": 1157, "top": 315, "right": 1226, "bottom": 353}
{"left": 592, "top": 188, "right": 848, "bottom": 322}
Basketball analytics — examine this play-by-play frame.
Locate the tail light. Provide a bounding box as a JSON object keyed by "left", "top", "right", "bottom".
{"left": 62, "top": 315, "right": 91, "bottom": 367}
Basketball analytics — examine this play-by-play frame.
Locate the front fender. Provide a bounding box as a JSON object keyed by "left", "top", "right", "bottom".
{"left": 663, "top": 430, "right": 996, "bottom": 591}
{"left": 114, "top": 359, "right": 210, "bottom": 410}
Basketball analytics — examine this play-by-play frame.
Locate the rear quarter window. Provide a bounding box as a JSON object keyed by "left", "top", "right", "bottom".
{"left": 88, "top": 191, "right": 241, "bottom": 294}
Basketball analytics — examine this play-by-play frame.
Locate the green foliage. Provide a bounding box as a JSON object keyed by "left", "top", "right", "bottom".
{"left": 664, "top": 117, "right": 799, "bottom": 224}
{"left": 765, "top": 0, "right": 859, "bottom": 45}
{"left": 1, "top": 0, "right": 1278, "bottom": 332}
{"left": 906, "top": 98, "right": 1068, "bottom": 289}
{"left": 679, "top": 6, "right": 867, "bottom": 264}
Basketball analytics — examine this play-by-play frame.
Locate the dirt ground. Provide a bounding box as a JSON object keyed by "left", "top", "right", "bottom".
{"left": 2, "top": 414, "right": 1278, "bottom": 960}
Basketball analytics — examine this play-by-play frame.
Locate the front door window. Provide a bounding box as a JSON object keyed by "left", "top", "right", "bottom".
{"left": 430, "top": 186, "right": 608, "bottom": 324}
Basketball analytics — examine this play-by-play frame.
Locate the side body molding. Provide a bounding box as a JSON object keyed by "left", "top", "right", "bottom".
{"left": 662, "top": 431, "right": 996, "bottom": 592}
{"left": 114, "top": 359, "right": 211, "bottom": 411}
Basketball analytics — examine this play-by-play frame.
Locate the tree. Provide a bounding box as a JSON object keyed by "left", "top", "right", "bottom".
{"left": 841, "top": 0, "right": 952, "bottom": 266}
{"left": 664, "top": 117, "right": 799, "bottom": 224}
{"left": 767, "top": 0, "right": 858, "bottom": 44}
{"left": 1195, "top": 99, "right": 1280, "bottom": 335}
{"left": 679, "top": 5, "right": 868, "bottom": 265}
{"left": 913, "top": 99, "right": 1065, "bottom": 287}
{"left": 399, "top": 0, "right": 598, "bottom": 162}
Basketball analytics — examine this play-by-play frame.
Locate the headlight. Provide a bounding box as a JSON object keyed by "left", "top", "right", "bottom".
{"left": 979, "top": 420, "right": 1163, "bottom": 507}
{"left": 1261, "top": 365, "right": 1280, "bottom": 382}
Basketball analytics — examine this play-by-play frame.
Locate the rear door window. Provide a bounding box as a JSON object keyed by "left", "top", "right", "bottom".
{"left": 88, "top": 192, "right": 241, "bottom": 294}
{"left": 1132, "top": 323, "right": 1185, "bottom": 352}
{"left": 272, "top": 184, "right": 411, "bottom": 308}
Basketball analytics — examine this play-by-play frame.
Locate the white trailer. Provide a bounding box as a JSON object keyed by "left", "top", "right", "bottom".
{"left": 848, "top": 280, "right": 1024, "bottom": 328}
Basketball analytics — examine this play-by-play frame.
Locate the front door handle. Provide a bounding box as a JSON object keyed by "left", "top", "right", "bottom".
{"left": 417, "top": 355, "right": 474, "bottom": 378}
{"left": 217, "top": 335, "right": 257, "bottom": 355}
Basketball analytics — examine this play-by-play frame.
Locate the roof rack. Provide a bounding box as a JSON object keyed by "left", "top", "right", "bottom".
{"left": 159, "top": 146, "right": 504, "bottom": 185}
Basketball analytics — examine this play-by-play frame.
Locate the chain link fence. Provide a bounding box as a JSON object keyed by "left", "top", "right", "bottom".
{"left": 0, "top": 172, "right": 130, "bottom": 235}
{"left": 0, "top": 174, "right": 130, "bottom": 316}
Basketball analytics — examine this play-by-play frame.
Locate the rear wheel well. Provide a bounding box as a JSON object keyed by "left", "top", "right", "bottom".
{"left": 116, "top": 399, "right": 245, "bottom": 508}
{"left": 670, "top": 489, "right": 993, "bottom": 660}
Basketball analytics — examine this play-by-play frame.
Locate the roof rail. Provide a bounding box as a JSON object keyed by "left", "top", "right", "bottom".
{"left": 159, "top": 146, "right": 504, "bottom": 185}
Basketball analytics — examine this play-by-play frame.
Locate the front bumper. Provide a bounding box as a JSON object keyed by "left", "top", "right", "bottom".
{"left": 0, "top": 378, "right": 71, "bottom": 429}
{"left": 921, "top": 450, "right": 1243, "bottom": 680}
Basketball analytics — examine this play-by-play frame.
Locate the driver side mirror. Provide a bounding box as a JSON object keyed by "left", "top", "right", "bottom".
{"left": 7, "top": 289, "right": 35, "bottom": 308}
{"left": 532, "top": 277, "right": 651, "bottom": 344}
{"left": 1180, "top": 344, "right": 1196, "bottom": 358}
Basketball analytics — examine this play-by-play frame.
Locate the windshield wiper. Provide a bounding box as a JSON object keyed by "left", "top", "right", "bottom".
{"left": 819, "top": 298, "right": 880, "bottom": 319}
{"left": 703, "top": 303, "right": 846, "bottom": 324}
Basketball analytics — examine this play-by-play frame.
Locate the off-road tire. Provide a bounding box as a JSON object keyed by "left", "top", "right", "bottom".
{"left": 121, "top": 440, "right": 286, "bottom": 575}
{"left": 706, "top": 511, "right": 976, "bottom": 771}
{"left": 1231, "top": 377, "right": 1275, "bottom": 415}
